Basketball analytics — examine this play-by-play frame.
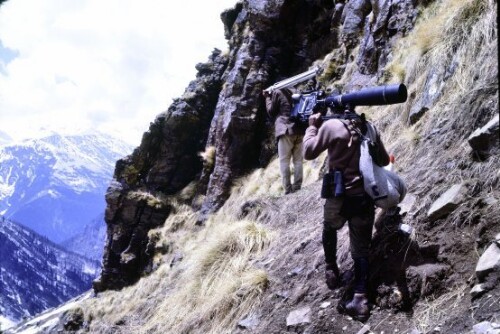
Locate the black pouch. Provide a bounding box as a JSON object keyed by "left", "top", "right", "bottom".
{"left": 321, "top": 170, "right": 345, "bottom": 198}
{"left": 321, "top": 173, "right": 333, "bottom": 198}
{"left": 339, "top": 195, "right": 373, "bottom": 219}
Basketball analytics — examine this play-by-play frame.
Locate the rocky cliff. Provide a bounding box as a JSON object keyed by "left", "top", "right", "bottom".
{"left": 46, "top": 0, "right": 498, "bottom": 333}
{"left": 96, "top": 0, "right": 425, "bottom": 292}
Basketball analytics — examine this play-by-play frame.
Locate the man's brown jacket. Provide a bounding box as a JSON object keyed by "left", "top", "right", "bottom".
{"left": 265, "top": 88, "right": 305, "bottom": 138}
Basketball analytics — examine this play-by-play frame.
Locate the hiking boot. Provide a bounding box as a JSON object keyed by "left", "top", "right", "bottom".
{"left": 345, "top": 293, "right": 370, "bottom": 322}
{"left": 325, "top": 263, "right": 340, "bottom": 290}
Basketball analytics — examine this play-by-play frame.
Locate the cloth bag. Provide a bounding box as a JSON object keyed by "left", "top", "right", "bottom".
{"left": 359, "top": 123, "right": 407, "bottom": 209}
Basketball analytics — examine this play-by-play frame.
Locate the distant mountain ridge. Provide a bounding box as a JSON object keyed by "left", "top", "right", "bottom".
{"left": 0, "top": 131, "right": 133, "bottom": 243}
{"left": 62, "top": 213, "right": 107, "bottom": 262}
{"left": 0, "top": 218, "right": 99, "bottom": 327}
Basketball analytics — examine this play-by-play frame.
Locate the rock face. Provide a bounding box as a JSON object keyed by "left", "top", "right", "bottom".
{"left": 198, "top": 0, "right": 341, "bottom": 218}
{"left": 96, "top": 0, "right": 420, "bottom": 291}
{"left": 94, "top": 49, "right": 228, "bottom": 291}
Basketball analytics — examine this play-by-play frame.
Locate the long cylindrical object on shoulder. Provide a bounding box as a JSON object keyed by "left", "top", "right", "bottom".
{"left": 323, "top": 84, "right": 408, "bottom": 107}
{"left": 263, "top": 66, "right": 320, "bottom": 93}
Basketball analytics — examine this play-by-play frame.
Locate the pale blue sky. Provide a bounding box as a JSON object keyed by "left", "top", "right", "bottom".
{"left": 0, "top": 39, "right": 18, "bottom": 75}
{"left": 0, "top": 0, "right": 237, "bottom": 145}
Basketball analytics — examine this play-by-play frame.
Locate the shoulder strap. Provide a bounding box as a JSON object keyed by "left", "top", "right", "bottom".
{"left": 339, "top": 118, "right": 370, "bottom": 146}
{"left": 364, "top": 122, "right": 377, "bottom": 143}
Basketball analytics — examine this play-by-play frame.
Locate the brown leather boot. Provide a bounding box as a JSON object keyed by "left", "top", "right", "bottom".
{"left": 325, "top": 263, "right": 340, "bottom": 290}
{"left": 345, "top": 293, "right": 370, "bottom": 322}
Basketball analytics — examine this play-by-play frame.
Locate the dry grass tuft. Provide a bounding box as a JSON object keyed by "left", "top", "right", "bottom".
{"left": 177, "top": 180, "right": 198, "bottom": 202}
{"left": 383, "top": 0, "right": 494, "bottom": 88}
{"left": 199, "top": 145, "right": 216, "bottom": 167}
{"left": 413, "top": 284, "right": 468, "bottom": 333}
{"left": 218, "top": 152, "right": 326, "bottom": 210}
{"left": 144, "top": 219, "right": 272, "bottom": 334}
{"left": 163, "top": 200, "right": 198, "bottom": 232}
{"left": 83, "top": 202, "right": 273, "bottom": 334}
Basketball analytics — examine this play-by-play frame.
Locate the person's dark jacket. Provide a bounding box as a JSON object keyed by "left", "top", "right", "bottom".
{"left": 265, "top": 88, "right": 305, "bottom": 138}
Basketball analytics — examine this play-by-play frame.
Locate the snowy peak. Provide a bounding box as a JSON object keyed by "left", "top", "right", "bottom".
{"left": 0, "top": 131, "right": 133, "bottom": 242}
{"left": 6, "top": 132, "right": 132, "bottom": 193}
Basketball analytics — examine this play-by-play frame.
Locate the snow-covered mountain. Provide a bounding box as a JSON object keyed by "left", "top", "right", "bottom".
{"left": 0, "top": 218, "right": 100, "bottom": 327}
{"left": 0, "top": 132, "right": 133, "bottom": 243}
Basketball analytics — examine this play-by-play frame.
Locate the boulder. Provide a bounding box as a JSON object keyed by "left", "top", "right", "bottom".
{"left": 476, "top": 243, "right": 500, "bottom": 281}
{"left": 238, "top": 314, "right": 260, "bottom": 330}
{"left": 62, "top": 307, "right": 84, "bottom": 331}
{"left": 427, "top": 183, "right": 467, "bottom": 221}
{"left": 319, "top": 301, "right": 331, "bottom": 309}
{"left": 468, "top": 115, "right": 500, "bottom": 152}
{"left": 470, "top": 284, "right": 487, "bottom": 299}
{"left": 399, "top": 193, "right": 417, "bottom": 216}
{"left": 286, "top": 306, "right": 312, "bottom": 327}
{"left": 473, "top": 321, "right": 500, "bottom": 334}
{"left": 407, "top": 263, "right": 450, "bottom": 298}
{"left": 409, "top": 69, "right": 445, "bottom": 124}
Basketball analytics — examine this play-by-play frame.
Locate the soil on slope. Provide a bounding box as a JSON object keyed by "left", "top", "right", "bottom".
{"left": 232, "top": 175, "right": 499, "bottom": 334}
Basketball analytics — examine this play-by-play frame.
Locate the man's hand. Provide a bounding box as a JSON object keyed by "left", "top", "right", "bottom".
{"left": 308, "top": 113, "right": 323, "bottom": 128}
{"left": 263, "top": 90, "right": 271, "bottom": 98}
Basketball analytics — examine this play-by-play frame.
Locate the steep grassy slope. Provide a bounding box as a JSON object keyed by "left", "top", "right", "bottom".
{"left": 75, "top": 0, "right": 497, "bottom": 333}
{"left": 6, "top": 0, "right": 498, "bottom": 333}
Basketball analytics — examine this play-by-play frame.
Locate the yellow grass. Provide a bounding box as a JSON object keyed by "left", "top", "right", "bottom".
{"left": 83, "top": 199, "right": 273, "bottom": 334}
{"left": 199, "top": 145, "right": 216, "bottom": 167}
{"left": 413, "top": 284, "right": 468, "bottom": 333}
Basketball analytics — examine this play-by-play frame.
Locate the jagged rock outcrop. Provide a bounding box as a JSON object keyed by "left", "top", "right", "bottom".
{"left": 95, "top": 49, "right": 228, "bottom": 291}
{"left": 199, "top": 0, "right": 419, "bottom": 216}
{"left": 96, "top": 0, "right": 422, "bottom": 291}
{"left": 197, "top": 0, "right": 340, "bottom": 218}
